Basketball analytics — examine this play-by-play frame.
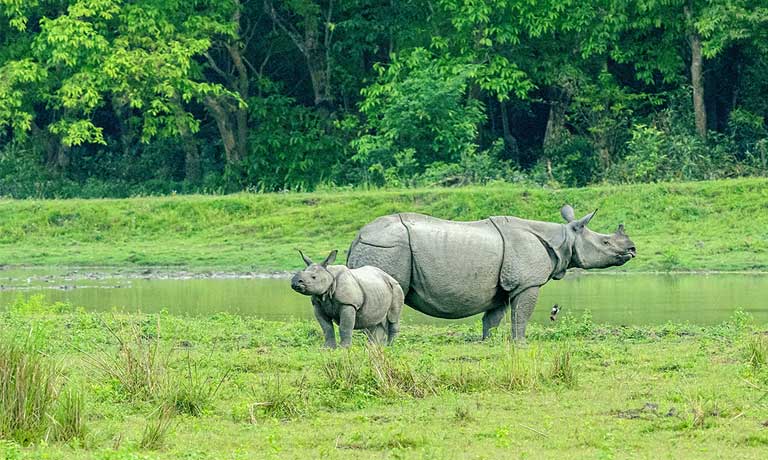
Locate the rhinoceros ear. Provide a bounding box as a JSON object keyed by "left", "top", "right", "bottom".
{"left": 561, "top": 205, "right": 576, "bottom": 223}
{"left": 298, "top": 249, "right": 313, "bottom": 267}
{"left": 321, "top": 250, "right": 338, "bottom": 267}
{"left": 571, "top": 209, "right": 597, "bottom": 232}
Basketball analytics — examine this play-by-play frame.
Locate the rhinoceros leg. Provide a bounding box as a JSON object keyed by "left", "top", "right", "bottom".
{"left": 510, "top": 287, "right": 540, "bottom": 341}
{"left": 386, "top": 281, "right": 404, "bottom": 345}
{"left": 313, "top": 299, "right": 337, "bottom": 348}
{"left": 339, "top": 305, "right": 357, "bottom": 347}
{"left": 482, "top": 305, "right": 508, "bottom": 340}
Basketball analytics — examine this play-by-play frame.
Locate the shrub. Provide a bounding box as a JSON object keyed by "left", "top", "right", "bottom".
{"left": 544, "top": 136, "right": 601, "bottom": 187}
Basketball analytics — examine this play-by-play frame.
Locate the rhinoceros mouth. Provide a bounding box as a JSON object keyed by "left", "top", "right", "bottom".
{"left": 619, "top": 248, "right": 636, "bottom": 260}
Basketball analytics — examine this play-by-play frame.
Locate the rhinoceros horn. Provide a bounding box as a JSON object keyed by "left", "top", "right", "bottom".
{"left": 617, "top": 223, "right": 625, "bottom": 235}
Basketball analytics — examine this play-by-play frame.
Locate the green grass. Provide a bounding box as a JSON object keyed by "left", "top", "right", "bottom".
{"left": 0, "top": 178, "right": 767, "bottom": 272}
{"left": 1, "top": 298, "right": 768, "bottom": 459}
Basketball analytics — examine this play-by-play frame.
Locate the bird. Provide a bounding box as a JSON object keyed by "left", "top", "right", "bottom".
{"left": 550, "top": 304, "right": 561, "bottom": 321}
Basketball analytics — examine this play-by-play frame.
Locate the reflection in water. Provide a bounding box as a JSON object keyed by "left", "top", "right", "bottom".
{"left": 0, "top": 271, "right": 766, "bottom": 325}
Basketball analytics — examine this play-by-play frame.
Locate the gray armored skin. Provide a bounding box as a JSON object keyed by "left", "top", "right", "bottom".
{"left": 347, "top": 205, "right": 636, "bottom": 340}
{"left": 291, "top": 250, "right": 404, "bottom": 348}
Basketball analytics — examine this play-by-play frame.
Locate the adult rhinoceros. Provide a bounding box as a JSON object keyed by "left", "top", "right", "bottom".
{"left": 346, "top": 205, "right": 636, "bottom": 340}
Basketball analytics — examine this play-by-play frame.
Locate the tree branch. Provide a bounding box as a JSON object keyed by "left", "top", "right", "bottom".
{"left": 264, "top": 0, "right": 307, "bottom": 56}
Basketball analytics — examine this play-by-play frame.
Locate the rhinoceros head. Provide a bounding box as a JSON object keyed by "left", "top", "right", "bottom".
{"left": 561, "top": 205, "right": 636, "bottom": 269}
{"left": 291, "top": 250, "right": 338, "bottom": 296}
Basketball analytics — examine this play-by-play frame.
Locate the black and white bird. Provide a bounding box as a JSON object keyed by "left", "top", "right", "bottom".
{"left": 550, "top": 304, "right": 561, "bottom": 321}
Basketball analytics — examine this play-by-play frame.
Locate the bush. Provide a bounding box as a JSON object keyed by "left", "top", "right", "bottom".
{"left": 544, "top": 136, "right": 601, "bottom": 187}
{"left": 421, "top": 140, "right": 526, "bottom": 187}
{"left": 607, "top": 124, "right": 740, "bottom": 183}
{"left": 352, "top": 48, "right": 486, "bottom": 184}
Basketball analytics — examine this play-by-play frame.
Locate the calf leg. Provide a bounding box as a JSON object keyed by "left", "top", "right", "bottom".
{"left": 365, "top": 323, "right": 388, "bottom": 345}
{"left": 313, "top": 300, "right": 336, "bottom": 348}
{"left": 386, "top": 320, "right": 400, "bottom": 345}
{"left": 386, "top": 281, "right": 404, "bottom": 346}
{"left": 338, "top": 305, "right": 357, "bottom": 348}
{"left": 510, "top": 287, "right": 540, "bottom": 341}
{"left": 482, "top": 304, "right": 508, "bottom": 340}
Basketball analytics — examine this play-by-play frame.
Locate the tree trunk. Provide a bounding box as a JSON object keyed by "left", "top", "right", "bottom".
{"left": 265, "top": 0, "right": 334, "bottom": 109}
{"left": 499, "top": 99, "right": 519, "bottom": 160}
{"left": 225, "top": 43, "right": 249, "bottom": 161}
{"left": 182, "top": 135, "right": 201, "bottom": 184}
{"left": 686, "top": 5, "right": 707, "bottom": 139}
{"left": 690, "top": 34, "right": 706, "bottom": 138}
{"left": 543, "top": 101, "right": 567, "bottom": 150}
{"left": 205, "top": 96, "right": 240, "bottom": 165}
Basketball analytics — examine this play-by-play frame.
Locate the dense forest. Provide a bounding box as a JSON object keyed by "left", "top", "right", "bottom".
{"left": 0, "top": 0, "right": 766, "bottom": 197}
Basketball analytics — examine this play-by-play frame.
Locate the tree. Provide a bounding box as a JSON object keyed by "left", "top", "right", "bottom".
{"left": 264, "top": 0, "right": 336, "bottom": 109}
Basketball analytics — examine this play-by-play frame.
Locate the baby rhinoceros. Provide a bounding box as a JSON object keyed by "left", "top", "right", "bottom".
{"left": 290, "top": 249, "right": 404, "bottom": 348}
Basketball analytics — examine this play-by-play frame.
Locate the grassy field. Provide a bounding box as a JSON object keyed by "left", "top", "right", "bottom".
{"left": 1, "top": 296, "right": 768, "bottom": 459}
{"left": 0, "top": 178, "right": 766, "bottom": 272}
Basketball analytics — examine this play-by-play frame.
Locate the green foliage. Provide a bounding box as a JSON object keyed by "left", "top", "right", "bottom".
{"left": 164, "top": 352, "right": 229, "bottom": 417}
{"left": 353, "top": 49, "right": 486, "bottom": 185}
{"left": 607, "top": 121, "right": 746, "bottom": 183}
{"left": 1, "top": 0, "right": 767, "bottom": 195}
{"left": 48, "top": 387, "right": 87, "bottom": 443}
{"left": 241, "top": 80, "right": 354, "bottom": 192}
{"left": 545, "top": 136, "right": 601, "bottom": 187}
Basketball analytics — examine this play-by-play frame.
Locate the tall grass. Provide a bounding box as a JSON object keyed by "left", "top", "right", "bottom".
{"left": 0, "top": 337, "right": 86, "bottom": 445}
{"left": 322, "top": 344, "right": 437, "bottom": 398}
{"left": 322, "top": 343, "right": 576, "bottom": 398}
{"left": 83, "top": 318, "right": 168, "bottom": 402}
{"left": 139, "top": 404, "right": 175, "bottom": 450}
{"left": 49, "top": 387, "right": 87, "bottom": 443}
{"left": 0, "top": 339, "right": 58, "bottom": 444}
{"left": 546, "top": 346, "right": 577, "bottom": 386}
{"left": 247, "top": 374, "right": 310, "bottom": 421}
{"left": 164, "top": 352, "right": 231, "bottom": 416}
{"left": 746, "top": 334, "right": 768, "bottom": 369}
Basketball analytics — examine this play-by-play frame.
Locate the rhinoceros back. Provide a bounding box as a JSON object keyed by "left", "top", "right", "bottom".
{"left": 349, "top": 213, "right": 504, "bottom": 319}
{"left": 347, "top": 214, "right": 413, "bottom": 292}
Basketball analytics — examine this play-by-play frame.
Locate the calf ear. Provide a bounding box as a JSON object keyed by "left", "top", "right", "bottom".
{"left": 321, "top": 250, "right": 338, "bottom": 267}
{"left": 297, "top": 249, "right": 313, "bottom": 267}
{"left": 570, "top": 209, "right": 597, "bottom": 232}
{"left": 561, "top": 205, "right": 576, "bottom": 223}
